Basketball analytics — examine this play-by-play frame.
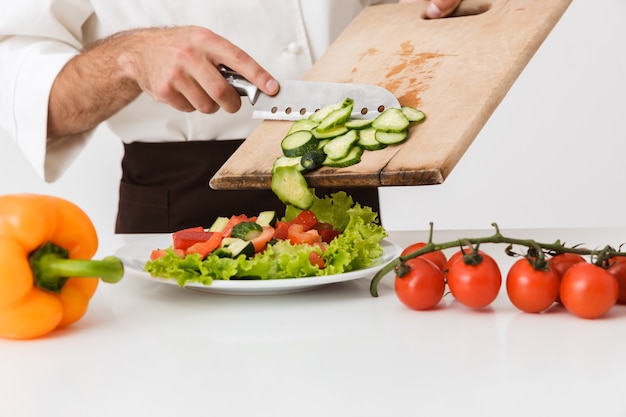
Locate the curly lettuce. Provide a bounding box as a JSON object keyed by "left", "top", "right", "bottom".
{"left": 144, "top": 192, "right": 387, "bottom": 286}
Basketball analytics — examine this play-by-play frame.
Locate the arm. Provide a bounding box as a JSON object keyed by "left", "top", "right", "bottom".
{"left": 48, "top": 26, "right": 280, "bottom": 139}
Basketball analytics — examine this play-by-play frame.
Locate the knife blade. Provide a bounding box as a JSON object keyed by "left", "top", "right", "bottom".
{"left": 219, "top": 66, "right": 400, "bottom": 121}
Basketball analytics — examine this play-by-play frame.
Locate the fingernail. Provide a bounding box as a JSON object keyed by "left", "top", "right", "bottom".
{"left": 266, "top": 79, "right": 279, "bottom": 94}
{"left": 426, "top": 2, "right": 442, "bottom": 18}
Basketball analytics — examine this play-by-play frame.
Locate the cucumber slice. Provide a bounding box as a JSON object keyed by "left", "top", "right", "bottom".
{"left": 401, "top": 106, "right": 426, "bottom": 124}
{"left": 312, "top": 125, "right": 349, "bottom": 140}
{"left": 231, "top": 221, "right": 263, "bottom": 240}
{"left": 256, "top": 210, "right": 277, "bottom": 227}
{"left": 286, "top": 119, "right": 319, "bottom": 135}
{"left": 345, "top": 118, "right": 373, "bottom": 130}
{"left": 309, "top": 102, "right": 343, "bottom": 123}
{"left": 220, "top": 237, "right": 255, "bottom": 258}
{"left": 271, "top": 166, "right": 315, "bottom": 210}
{"left": 208, "top": 216, "right": 229, "bottom": 233}
{"left": 375, "top": 129, "right": 408, "bottom": 145}
{"left": 372, "top": 108, "right": 410, "bottom": 132}
{"left": 323, "top": 146, "right": 364, "bottom": 168}
{"left": 300, "top": 150, "right": 327, "bottom": 171}
{"left": 272, "top": 155, "right": 305, "bottom": 173}
{"left": 281, "top": 130, "right": 318, "bottom": 157}
{"left": 317, "top": 139, "right": 330, "bottom": 150}
{"left": 316, "top": 98, "right": 354, "bottom": 132}
{"left": 322, "top": 130, "right": 359, "bottom": 160}
{"left": 357, "top": 127, "right": 387, "bottom": 151}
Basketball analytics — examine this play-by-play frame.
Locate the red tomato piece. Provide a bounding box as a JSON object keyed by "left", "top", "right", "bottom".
{"left": 561, "top": 262, "right": 618, "bottom": 319}
{"left": 290, "top": 210, "right": 319, "bottom": 231}
{"left": 319, "top": 229, "right": 340, "bottom": 244}
{"left": 309, "top": 251, "right": 325, "bottom": 269}
{"left": 506, "top": 257, "right": 560, "bottom": 313}
{"left": 221, "top": 214, "right": 250, "bottom": 237}
{"left": 186, "top": 232, "right": 223, "bottom": 259}
{"left": 172, "top": 229, "right": 214, "bottom": 251}
{"left": 395, "top": 258, "right": 445, "bottom": 311}
{"left": 446, "top": 252, "right": 502, "bottom": 309}
{"left": 273, "top": 221, "right": 289, "bottom": 241}
{"left": 150, "top": 248, "right": 184, "bottom": 260}
{"left": 249, "top": 226, "right": 275, "bottom": 253}
{"left": 287, "top": 223, "right": 321, "bottom": 245}
{"left": 401, "top": 242, "right": 447, "bottom": 272}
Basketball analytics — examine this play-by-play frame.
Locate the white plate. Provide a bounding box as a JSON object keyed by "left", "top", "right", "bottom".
{"left": 114, "top": 235, "right": 401, "bottom": 295}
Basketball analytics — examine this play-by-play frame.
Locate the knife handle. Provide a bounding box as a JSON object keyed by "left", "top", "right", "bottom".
{"left": 218, "top": 65, "right": 261, "bottom": 105}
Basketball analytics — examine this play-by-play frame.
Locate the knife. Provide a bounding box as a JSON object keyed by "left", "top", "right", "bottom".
{"left": 219, "top": 66, "right": 400, "bottom": 121}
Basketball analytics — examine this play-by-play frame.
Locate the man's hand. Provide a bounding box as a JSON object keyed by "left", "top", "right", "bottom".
{"left": 399, "top": 0, "right": 463, "bottom": 18}
{"left": 48, "top": 26, "right": 279, "bottom": 138}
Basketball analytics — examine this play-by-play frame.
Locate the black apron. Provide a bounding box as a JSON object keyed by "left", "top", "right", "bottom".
{"left": 115, "top": 140, "right": 380, "bottom": 233}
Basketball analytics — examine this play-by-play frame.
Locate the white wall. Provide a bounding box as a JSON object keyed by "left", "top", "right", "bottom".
{"left": 1, "top": 0, "right": 624, "bottom": 255}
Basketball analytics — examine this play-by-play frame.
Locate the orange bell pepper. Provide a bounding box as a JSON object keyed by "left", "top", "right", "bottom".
{"left": 0, "top": 194, "right": 124, "bottom": 340}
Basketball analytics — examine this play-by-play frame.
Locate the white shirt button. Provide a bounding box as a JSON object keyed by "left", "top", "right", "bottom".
{"left": 287, "top": 41, "right": 302, "bottom": 55}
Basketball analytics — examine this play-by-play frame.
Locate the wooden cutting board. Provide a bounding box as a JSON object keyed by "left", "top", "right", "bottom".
{"left": 210, "top": 0, "right": 572, "bottom": 190}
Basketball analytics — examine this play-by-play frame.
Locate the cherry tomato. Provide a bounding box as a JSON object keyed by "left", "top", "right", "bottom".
{"left": 445, "top": 248, "right": 487, "bottom": 273}
{"left": 560, "top": 262, "right": 618, "bottom": 319}
{"left": 446, "top": 252, "right": 501, "bottom": 309}
{"left": 401, "top": 242, "right": 447, "bottom": 272}
{"left": 395, "top": 258, "right": 445, "bottom": 311}
{"left": 506, "top": 258, "right": 560, "bottom": 313}
{"left": 606, "top": 256, "right": 626, "bottom": 304}
{"left": 549, "top": 253, "right": 586, "bottom": 278}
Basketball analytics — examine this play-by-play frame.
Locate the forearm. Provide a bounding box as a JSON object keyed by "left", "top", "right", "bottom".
{"left": 47, "top": 32, "right": 142, "bottom": 139}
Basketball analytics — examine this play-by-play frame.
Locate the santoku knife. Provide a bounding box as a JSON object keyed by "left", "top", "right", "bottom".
{"left": 219, "top": 66, "right": 400, "bottom": 121}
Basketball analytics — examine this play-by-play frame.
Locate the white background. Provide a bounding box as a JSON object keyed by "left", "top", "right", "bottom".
{"left": 1, "top": 0, "right": 624, "bottom": 256}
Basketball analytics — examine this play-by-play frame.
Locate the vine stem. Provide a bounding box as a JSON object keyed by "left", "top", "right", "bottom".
{"left": 370, "top": 223, "right": 626, "bottom": 297}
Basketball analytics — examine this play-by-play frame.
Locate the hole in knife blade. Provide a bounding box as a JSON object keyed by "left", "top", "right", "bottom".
{"left": 299, "top": 108, "right": 306, "bottom": 115}
{"left": 271, "top": 106, "right": 278, "bottom": 114}
{"left": 285, "top": 107, "right": 292, "bottom": 114}
{"left": 360, "top": 108, "right": 368, "bottom": 115}
{"left": 377, "top": 105, "right": 386, "bottom": 113}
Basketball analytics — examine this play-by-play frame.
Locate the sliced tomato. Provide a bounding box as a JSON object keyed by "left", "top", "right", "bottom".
{"left": 250, "top": 225, "right": 275, "bottom": 253}
{"left": 319, "top": 229, "right": 340, "bottom": 244}
{"left": 290, "top": 210, "right": 318, "bottom": 231}
{"left": 172, "top": 229, "right": 214, "bottom": 251}
{"left": 287, "top": 223, "right": 321, "bottom": 245}
{"left": 273, "top": 221, "right": 290, "bottom": 240}
{"left": 309, "top": 251, "right": 325, "bottom": 268}
{"left": 221, "top": 214, "right": 250, "bottom": 237}
{"left": 186, "top": 232, "right": 223, "bottom": 259}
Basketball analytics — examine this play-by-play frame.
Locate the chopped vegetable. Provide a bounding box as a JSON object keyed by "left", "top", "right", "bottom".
{"left": 271, "top": 166, "right": 315, "bottom": 210}
{"left": 0, "top": 194, "right": 123, "bottom": 340}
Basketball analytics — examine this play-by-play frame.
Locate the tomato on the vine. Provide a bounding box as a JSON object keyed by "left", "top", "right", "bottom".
{"left": 560, "top": 262, "right": 618, "bottom": 319}
{"left": 446, "top": 252, "right": 501, "bottom": 309}
{"left": 401, "top": 242, "right": 447, "bottom": 272}
{"left": 395, "top": 258, "right": 445, "bottom": 311}
{"left": 506, "top": 257, "right": 560, "bottom": 313}
{"left": 445, "top": 248, "right": 486, "bottom": 274}
{"left": 549, "top": 253, "right": 586, "bottom": 278}
{"left": 606, "top": 256, "right": 626, "bottom": 304}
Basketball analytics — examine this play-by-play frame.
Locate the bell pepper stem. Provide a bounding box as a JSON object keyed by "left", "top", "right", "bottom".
{"left": 30, "top": 242, "right": 124, "bottom": 293}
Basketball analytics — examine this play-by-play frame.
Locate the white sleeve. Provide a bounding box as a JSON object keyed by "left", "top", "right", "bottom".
{"left": 0, "top": 1, "right": 94, "bottom": 182}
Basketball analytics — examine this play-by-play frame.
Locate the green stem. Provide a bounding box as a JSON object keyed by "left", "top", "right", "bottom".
{"left": 30, "top": 242, "right": 124, "bottom": 293}
{"left": 370, "top": 223, "right": 626, "bottom": 297}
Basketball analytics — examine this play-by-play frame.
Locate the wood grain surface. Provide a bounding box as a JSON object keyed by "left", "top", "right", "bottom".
{"left": 210, "top": 0, "right": 572, "bottom": 190}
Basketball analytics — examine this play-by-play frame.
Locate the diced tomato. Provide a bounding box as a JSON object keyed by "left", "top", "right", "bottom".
{"left": 150, "top": 248, "right": 185, "bottom": 260}
{"left": 172, "top": 229, "right": 214, "bottom": 251}
{"left": 186, "top": 232, "right": 223, "bottom": 259}
{"left": 250, "top": 225, "right": 275, "bottom": 253}
{"left": 290, "top": 210, "right": 318, "bottom": 231}
{"left": 319, "top": 229, "right": 340, "bottom": 244}
{"left": 287, "top": 223, "right": 322, "bottom": 245}
{"left": 309, "top": 251, "right": 325, "bottom": 269}
{"left": 221, "top": 214, "right": 250, "bottom": 237}
{"left": 273, "top": 221, "right": 289, "bottom": 240}
{"left": 313, "top": 222, "right": 334, "bottom": 231}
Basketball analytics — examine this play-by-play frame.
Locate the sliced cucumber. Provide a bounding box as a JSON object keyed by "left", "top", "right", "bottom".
{"left": 271, "top": 166, "right": 315, "bottom": 210}
{"left": 317, "top": 139, "right": 330, "bottom": 150}
{"left": 208, "top": 216, "right": 229, "bottom": 233}
{"left": 300, "top": 150, "right": 327, "bottom": 171}
{"left": 219, "top": 237, "right": 255, "bottom": 258}
{"left": 281, "top": 130, "right": 318, "bottom": 157}
{"left": 375, "top": 129, "right": 408, "bottom": 145}
{"left": 312, "top": 125, "right": 349, "bottom": 140}
{"left": 401, "top": 106, "right": 426, "bottom": 124}
{"left": 316, "top": 98, "right": 354, "bottom": 133}
{"left": 287, "top": 119, "right": 319, "bottom": 135}
{"left": 345, "top": 118, "right": 373, "bottom": 130}
{"left": 372, "top": 108, "right": 410, "bottom": 133}
{"left": 323, "top": 146, "right": 364, "bottom": 168}
{"left": 357, "top": 127, "right": 387, "bottom": 151}
{"left": 256, "top": 210, "right": 277, "bottom": 227}
{"left": 231, "top": 221, "right": 263, "bottom": 240}
{"left": 322, "top": 130, "right": 359, "bottom": 160}
{"left": 272, "top": 155, "right": 305, "bottom": 173}
{"left": 309, "top": 102, "right": 343, "bottom": 123}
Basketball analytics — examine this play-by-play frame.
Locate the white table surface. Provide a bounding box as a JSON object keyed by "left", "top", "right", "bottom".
{"left": 2, "top": 227, "right": 626, "bottom": 417}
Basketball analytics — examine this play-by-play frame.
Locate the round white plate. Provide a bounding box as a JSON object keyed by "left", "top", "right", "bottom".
{"left": 114, "top": 235, "right": 401, "bottom": 295}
